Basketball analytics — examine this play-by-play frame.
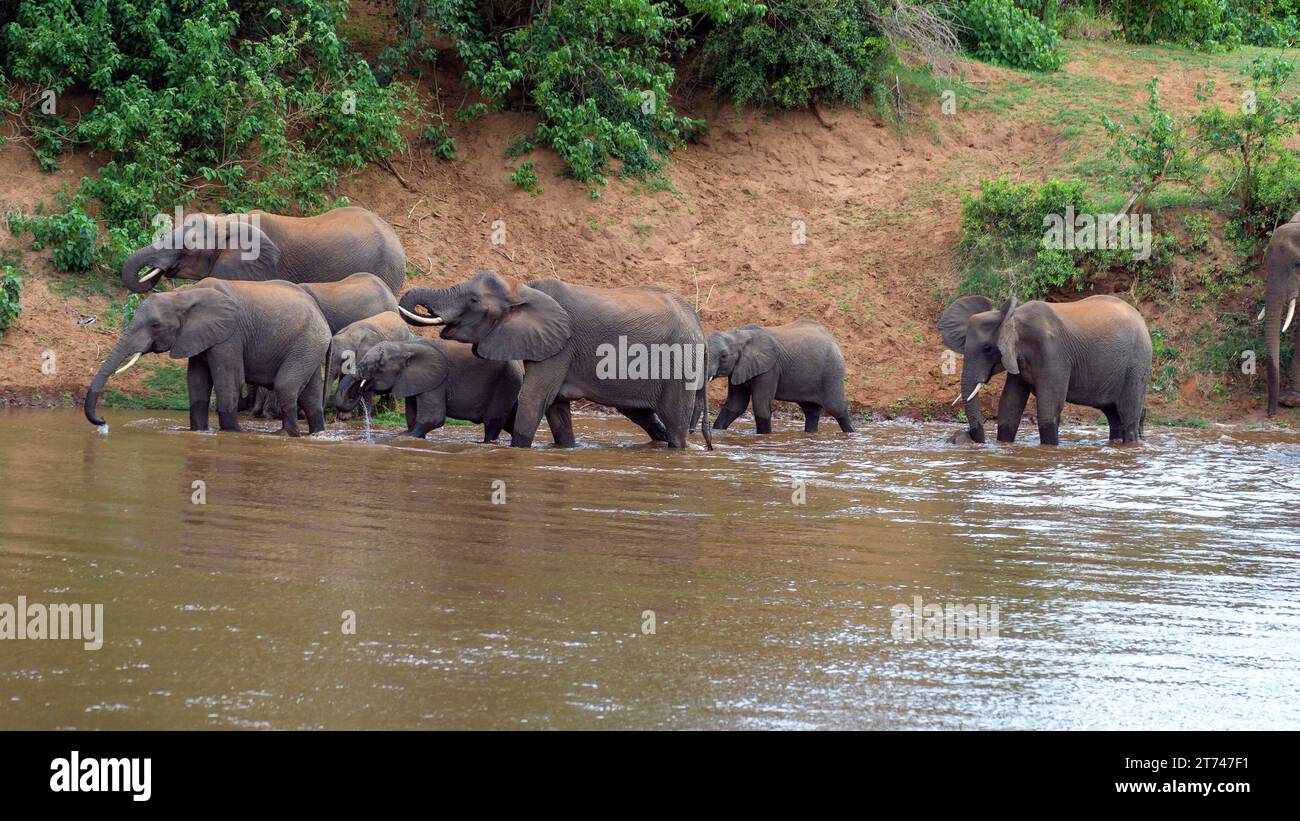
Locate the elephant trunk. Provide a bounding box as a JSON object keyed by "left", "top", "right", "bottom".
{"left": 121, "top": 246, "right": 165, "bottom": 293}
{"left": 962, "top": 368, "right": 986, "bottom": 443}
{"left": 398, "top": 286, "right": 454, "bottom": 327}
{"left": 1266, "top": 300, "right": 1282, "bottom": 417}
{"left": 85, "top": 335, "right": 139, "bottom": 425}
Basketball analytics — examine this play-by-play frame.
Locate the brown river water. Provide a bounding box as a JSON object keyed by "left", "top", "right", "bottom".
{"left": 1, "top": 408, "right": 1298, "bottom": 729}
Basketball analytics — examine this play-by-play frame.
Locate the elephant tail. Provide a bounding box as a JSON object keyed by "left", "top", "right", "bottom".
{"left": 699, "top": 348, "right": 713, "bottom": 451}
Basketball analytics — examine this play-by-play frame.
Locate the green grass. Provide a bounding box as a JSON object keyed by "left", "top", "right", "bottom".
{"left": 103, "top": 362, "right": 190, "bottom": 410}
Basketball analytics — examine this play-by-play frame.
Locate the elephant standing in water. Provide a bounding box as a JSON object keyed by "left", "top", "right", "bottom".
{"left": 119, "top": 206, "right": 406, "bottom": 294}
{"left": 938, "top": 294, "right": 1152, "bottom": 445}
{"left": 85, "top": 279, "right": 331, "bottom": 436}
{"left": 248, "top": 273, "right": 398, "bottom": 419}
{"left": 338, "top": 339, "right": 523, "bottom": 440}
{"left": 1260, "top": 214, "right": 1300, "bottom": 415}
{"left": 699, "top": 320, "right": 854, "bottom": 434}
{"left": 325, "top": 311, "right": 414, "bottom": 417}
{"left": 399, "top": 270, "right": 711, "bottom": 449}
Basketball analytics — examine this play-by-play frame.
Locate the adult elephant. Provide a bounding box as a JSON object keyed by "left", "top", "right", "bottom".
{"left": 398, "top": 270, "right": 711, "bottom": 449}
{"left": 120, "top": 206, "right": 406, "bottom": 295}
{"left": 338, "top": 339, "right": 523, "bottom": 441}
{"left": 700, "top": 320, "right": 854, "bottom": 434}
{"left": 938, "top": 294, "right": 1152, "bottom": 445}
{"left": 85, "top": 279, "right": 331, "bottom": 436}
{"left": 1260, "top": 214, "right": 1300, "bottom": 415}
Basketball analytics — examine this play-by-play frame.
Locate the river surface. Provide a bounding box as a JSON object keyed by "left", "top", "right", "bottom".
{"left": 1, "top": 408, "right": 1298, "bottom": 729}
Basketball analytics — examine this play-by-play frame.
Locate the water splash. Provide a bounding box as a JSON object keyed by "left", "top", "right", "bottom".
{"left": 359, "top": 396, "right": 373, "bottom": 443}
{"left": 96, "top": 423, "right": 109, "bottom": 437}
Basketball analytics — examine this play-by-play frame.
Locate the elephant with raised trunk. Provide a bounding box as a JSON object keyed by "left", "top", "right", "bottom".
{"left": 85, "top": 279, "right": 331, "bottom": 436}
{"left": 398, "top": 270, "right": 711, "bottom": 449}
{"left": 1260, "top": 213, "right": 1300, "bottom": 415}
{"left": 120, "top": 206, "right": 405, "bottom": 295}
{"left": 699, "top": 320, "right": 854, "bottom": 434}
{"left": 338, "top": 339, "right": 523, "bottom": 440}
{"left": 938, "top": 294, "right": 1152, "bottom": 445}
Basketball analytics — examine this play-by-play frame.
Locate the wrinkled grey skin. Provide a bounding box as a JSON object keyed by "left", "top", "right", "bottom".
{"left": 247, "top": 273, "right": 398, "bottom": 416}
{"left": 85, "top": 279, "right": 330, "bottom": 436}
{"left": 120, "top": 207, "right": 405, "bottom": 295}
{"left": 338, "top": 339, "right": 523, "bottom": 441}
{"left": 939, "top": 294, "right": 1152, "bottom": 446}
{"left": 696, "top": 320, "right": 854, "bottom": 434}
{"left": 398, "top": 270, "right": 711, "bottom": 449}
{"left": 1261, "top": 214, "right": 1300, "bottom": 415}
{"left": 327, "top": 311, "right": 415, "bottom": 414}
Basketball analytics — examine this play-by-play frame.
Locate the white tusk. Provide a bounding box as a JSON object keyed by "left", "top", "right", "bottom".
{"left": 966, "top": 382, "right": 985, "bottom": 402}
{"left": 1258, "top": 306, "right": 1267, "bottom": 322}
{"left": 1284, "top": 299, "right": 1296, "bottom": 334}
{"left": 398, "top": 305, "right": 444, "bottom": 326}
{"left": 951, "top": 393, "right": 963, "bottom": 406}
{"left": 358, "top": 379, "right": 367, "bottom": 389}
{"left": 137, "top": 267, "right": 162, "bottom": 284}
{"left": 114, "top": 352, "right": 142, "bottom": 375}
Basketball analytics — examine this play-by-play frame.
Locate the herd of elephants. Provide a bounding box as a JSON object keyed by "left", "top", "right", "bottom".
{"left": 83, "top": 206, "right": 1300, "bottom": 448}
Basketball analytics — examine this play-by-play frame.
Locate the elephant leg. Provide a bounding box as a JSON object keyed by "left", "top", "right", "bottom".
{"left": 297, "top": 368, "right": 325, "bottom": 435}
{"left": 996, "top": 375, "right": 1031, "bottom": 443}
{"left": 1102, "top": 405, "right": 1122, "bottom": 441}
{"left": 186, "top": 358, "right": 213, "bottom": 432}
{"left": 483, "top": 417, "right": 504, "bottom": 443}
{"left": 1285, "top": 321, "right": 1300, "bottom": 406}
{"left": 236, "top": 383, "right": 253, "bottom": 412}
{"left": 213, "top": 374, "right": 243, "bottom": 433}
{"left": 619, "top": 407, "right": 670, "bottom": 443}
{"left": 545, "top": 399, "right": 576, "bottom": 448}
{"left": 510, "top": 359, "right": 567, "bottom": 448}
{"left": 1034, "top": 383, "right": 1066, "bottom": 447}
{"left": 1117, "top": 393, "right": 1146, "bottom": 444}
{"left": 749, "top": 373, "right": 778, "bottom": 434}
{"left": 713, "top": 384, "right": 751, "bottom": 430}
{"left": 409, "top": 393, "right": 446, "bottom": 439}
{"left": 798, "top": 402, "right": 822, "bottom": 433}
{"left": 404, "top": 397, "right": 417, "bottom": 431}
{"left": 273, "top": 357, "right": 319, "bottom": 438}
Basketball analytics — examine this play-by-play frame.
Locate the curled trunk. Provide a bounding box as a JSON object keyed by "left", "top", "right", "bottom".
{"left": 85, "top": 336, "right": 137, "bottom": 425}
{"left": 121, "top": 246, "right": 163, "bottom": 293}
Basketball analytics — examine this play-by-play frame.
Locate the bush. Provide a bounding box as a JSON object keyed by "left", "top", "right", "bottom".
{"left": 1113, "top": 1, "right": 1241, "bottom": 50}
{"left": 956, "top": 0, "right": 1063, "bottom": 71}
{"left": 0, "top": 263, "right": 22, "bottom": 336}
{"left": 699, "top": 0, "right": 897, "bottom": 109}
{"left": 8, "top": 199, "right": 98, "bottom": 273}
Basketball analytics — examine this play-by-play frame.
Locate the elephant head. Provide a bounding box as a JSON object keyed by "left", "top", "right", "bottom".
{"left": 121, "top": 213, "right": 281, "bottom": 293}
{"left": 1261, "top": 215, "right": 1300, "bottom": 416}
{"left": 84, "top": 286, "right": 239, "bottom": 425}
{"left": 327, "top": 323, "right": 398, "bottom": 411}
{"left": 339, "top": 342, "right": 450, "bottom": 406}
{"left": 397, "top": 270, "right": 571, "bottom": 361}
{"left": 939, "top": 295, "right": 1020, "bottom": 443}
{"left": 706, "top": 325, "right": 786, "bottom": 383}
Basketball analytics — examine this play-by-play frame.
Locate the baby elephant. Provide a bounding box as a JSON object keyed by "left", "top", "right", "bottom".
{"left": 341, "top": 339, "right": 523, "bottom": 441}
{"left": 939, "top": 294, "right": 1152, "bottom": 445}
{"left": 701, "top": 320, "right": 854, "bottom": 434}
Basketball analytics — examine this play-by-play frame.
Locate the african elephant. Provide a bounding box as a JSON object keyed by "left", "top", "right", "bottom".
{"left": 938, "top": 294, "right": 1152, "bottom": 445}
{"left": 85, "top": 279, "right": 331, "bottom": 436}
{"left": 338, "top": 339, "right": 523, "bottom": 440}
{"left": 1260, "top": 214, "right": 1300, "bottom": 415}
{"left": 120, "top": 206, "right": 405, "bottom": 294}
{"left": 700, "top": 320, "right": 854, "bottom": 434}
{"left": 398, "top": 270, "right": 711, "bottom": 449}
{"left": 326, "top": 311, "right": 415, "bottom": 414}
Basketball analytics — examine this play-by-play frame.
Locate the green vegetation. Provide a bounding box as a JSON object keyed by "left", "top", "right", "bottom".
{"left": 103, "top": 362, "right": 190, "bottom": 410}
{"left": 957, "top": 0, "right": 1063, "bottom": 71}
{"left": 0, "top": 260, "right": 23, "bottom": 336}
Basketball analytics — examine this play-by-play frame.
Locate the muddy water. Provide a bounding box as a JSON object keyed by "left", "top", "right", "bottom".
{"left": 1, "top": 409, "right": 1298, "bottom": 729}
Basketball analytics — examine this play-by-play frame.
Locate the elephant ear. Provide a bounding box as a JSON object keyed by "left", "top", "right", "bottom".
{"left": 732, "top": 328, "right": 785, "bottom": 385}
{"left": 208, "top": 214, "right": 282, "bottom": 280}
{"left": 996, "top": 296, "right": 1021, "bottom": 375}
{"left": 938, "top": 295, "right": 995, "bottom": 352}
{"left": 170, "top": 287, "right": 239, "bottom": 359}
{"left": 474, "top": 283, "right": 571, "bottom": 361}
{"left": 393, "top": 345, "right": 449, "bottom": 400}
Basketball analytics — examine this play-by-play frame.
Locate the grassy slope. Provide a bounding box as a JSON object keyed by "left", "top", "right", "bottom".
{"left": 2, "top": 26, "right": 1299, "bottom": 428}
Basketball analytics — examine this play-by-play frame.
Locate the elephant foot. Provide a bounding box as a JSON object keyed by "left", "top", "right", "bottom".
{"left": 1279, "top": 390, "right": 1300, "bottom": 409}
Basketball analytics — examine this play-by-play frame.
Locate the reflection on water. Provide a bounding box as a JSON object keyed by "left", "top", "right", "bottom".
{"left": 0, "top": 409, "right": 1297, "bottom": 729}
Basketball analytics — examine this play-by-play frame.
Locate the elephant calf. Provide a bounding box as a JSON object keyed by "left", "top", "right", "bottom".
{"left": 85, "top": 278, "right": 331, "bottom": 436}
{"left": 939, "top": 294, "right": 1152, "bottom": 445}
{"left": 339, "top": 339, "right": 523, "bottom": 441}
{"left": 326, "top": 311, "right": 414, "bottom": 415}
{"left": 701, "top": 320, "right": 854, "bottom": 434}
